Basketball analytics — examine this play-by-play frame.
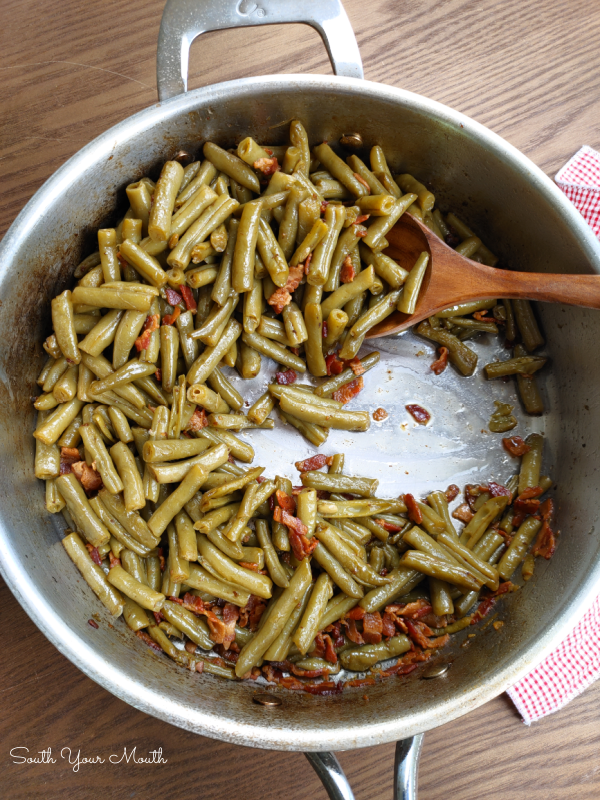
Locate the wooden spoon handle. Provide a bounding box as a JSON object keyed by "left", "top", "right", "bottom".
{"left": 464, "top": 268, "right": 600, "bottom": 309}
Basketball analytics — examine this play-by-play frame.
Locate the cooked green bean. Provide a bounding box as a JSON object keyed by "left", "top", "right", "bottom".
{"left": 186, "top": 562, "right": 250, "bottom": 607}
{"left": 292, "top": 573, "right": 333, "bottom": 654}
{"left": 98, "top": 487, "right": 159, "bottom": 549}
{"left": 278, "top": 408, "right": 329, "bottom": 447}
{"left": 279, "top": 394, "right": 370, "bottom": 431}
{"left": 518, "top": 433, "right": 544, "bottom": 493}
{"left": 341, "top": 634, "right": 411, "bottom": 671}
{"left": 307, "top": 204, "right": 346, "bottom": 286}
{"left": 207, "top": 365, "right": 243, "bottom": 410}
{"left": 484, "top": 355, "right": 547, "bottom": 379}
{"left": 204, "top": 142, "right": 260, "bottom": 194}
{"left": 63, "top": 532, "right": 124, "bottom": 615}
{"left": 416, "top": 321, "right": 478, "bottom": 376}
{"left": 187, "top": 319, "right": 242, "bottom": 385}
{"left": 301, "top": 471, "right": 378, "bottom": 497}
{"left": 148, "top": 465, "right": 210, "bottom": 537}
{"left": 247, "top": 391, "right": 275, "bottom": 424}
{"left": 51, "top": 290, "right": 80, "bottom": 364}
{"left": 255, "top": 519, "right": 290, "bottom": 588}
{"left": 241, "top": 331, "right": 306, "bottom": 372}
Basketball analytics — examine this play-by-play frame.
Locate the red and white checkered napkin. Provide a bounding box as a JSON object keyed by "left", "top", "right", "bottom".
{"left": 506, "top": 145, "right": 600, "bottom": 724}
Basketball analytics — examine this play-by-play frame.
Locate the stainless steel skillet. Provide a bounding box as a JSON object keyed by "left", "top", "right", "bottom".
{"left": 1, "top": 1, "right": 600, "bottom": 798}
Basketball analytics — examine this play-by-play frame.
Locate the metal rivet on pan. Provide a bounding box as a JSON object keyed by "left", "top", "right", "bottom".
{"left": 173, "top": 151, "right": 193, "bottom": 164}
{"left": 339, "top": 133, "right": 363, "bottom": 148}
{"left": 422, "top": 663, "right": 449, "bottom": 679}
{"left": 253, "top": 693, "right": 282, "bottom": 707}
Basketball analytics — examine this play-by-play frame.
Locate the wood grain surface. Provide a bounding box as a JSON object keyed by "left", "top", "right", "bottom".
{"left": 1, "top": 0, "right": 600, "bottom": 797}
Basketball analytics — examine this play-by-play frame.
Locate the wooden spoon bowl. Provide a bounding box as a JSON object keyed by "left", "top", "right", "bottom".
{"left": 367, "top": 213, "right": 600, "bottom": 338}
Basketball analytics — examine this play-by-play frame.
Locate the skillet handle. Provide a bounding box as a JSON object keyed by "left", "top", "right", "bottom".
{"left": 157, "top": 0, "right": 364, "bottom": 101}
{"left": 305, "top": 735, "right": 424, "bottom": 800}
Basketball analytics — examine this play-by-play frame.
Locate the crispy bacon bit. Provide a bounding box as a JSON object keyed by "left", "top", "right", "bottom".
{"left": 71, "top": 461, "right": 103, "bottom": 493}
{"left": 340, "top": 255, "right": 355, "bottom": 284}
{"left": 354, "top": 214, "right": 370, "bottom": 224}
{"left": 387, "top": 599, "right": 433, "bottom": 619}
{"left": 276, "top": 489, "right": 296, "bottom": 514}
{"left": 488, "top": 481, "right": 512, "bottom": 498}
{"left": 310, "top": 632, "right": 338, "bottom": 664}
{"left": 286, "top": 264, "right": 305, "bottom": 293}
{"left": 186, "top": 407, "right": 208, "bottom": 431}
{"left": 445, "top": 484, "right": 460, "bottom": 503}
{"left": 273, "top": 506, "right": 317, "bottom": 560}
{"left": 324, "top": 622, "right": 345, "bottom": 650}
{"left": 532, "top": 499, "right": 557, "bottom": 559}
{"left": 295, "top": 454, "right": 333, "bottom": 472}
{"left": 239, "top": 595, "right": 267, "bottom": 631}
{"left": 344, "top": 606, "right": 365, "bottom": 621}
{"left": 332, "top": 376, "right": 363, "bottom": 404}
{"left": 362, "top": 612, "right": 383, "bottom": 644}
{"left": 353, "top": 172, "right": 371, "bottom": 193}
{"left": 88, "top": 619, "right": 99, "bottom": 629}
{"left": 471, "top": 597, "right": 496, "bottom": 624}
{"left": 325, "top": 353, "right": 345, "bottom": 376}
{"left": 405, "top": 619, "right": 449, "bottom": 650}
{"left": 162, "top": 307, "right": 181, "bottom": 325}
{"left": 514, "top": 495, "right": 541, "bottom": 515}
{"left": 373, "top": 407, "right": 388, "bottom": 421}
{"left": 374, "top": 517, "right": 403, "bottom": 532}
{"left": 405, "top": 404, "right": 431, "bottom": 424}
{"left": 452, "top": 503, "right": 474, "bottom": 523}
{"left": 353, "top": 224, "right": 368, "bottom": 238}
{"left": 267, "top": 287, "right": 292, "bottom": 314}
{"left": 179, "top": 285, "right": 197, "bottom": 312}
{"left": 181, "top": 592, "right": 239, "bottom": 650}
{"left": 502, "top": 435, "right": 531, "bottom": 457}
{"left": 404, "top": 493, "right": 422, "bottom": 524}
{"left": 382, "top": 612, "right": 396, "bottom": 638}
{"left": 239, "top": 561, "right": 260, "bottom": 572}
{"left": 253, "top": 157, "right": 280, "bottom": 175}
{"left": 85, "top": 544, "right": 102, "bottom": 566}
{"left": 185, "top": 639, "right": 198, "bottom": 654}
{"left": 430, "top": 346, "right": 449, "bottom": 375}
{"left": 108, "top": 552, "right": 121, "bottom": 569}
{"left": 275, "top": 369, "right": 297, "bottom": 385}
{"left": 344, "top": 618, "right": 364, "bottom": 645}
{"left": 136, "top": 630, "right": 163, "bottom": 653}
{"left": 320, "top": 201, "right": 329, "bottom": 214}
{"left": 348, "top": 356, "right": 365, "bottom": 376}
{"left": 135, "top": 314, "right": 160, "bottom": 352}
{"left": 153, "top": 610, "right": 165, "bottom": 625}
{"left": 60, "top": 447, "right": 81, "bottom": 474}
{"left": 520, "top": 486, "right": 544, "bottom": 500}
{"left": 165, "top": 287, "right": 183, "bottom": 307}
{"left": 473, "top": 310, "right": 489, "bottom": 321}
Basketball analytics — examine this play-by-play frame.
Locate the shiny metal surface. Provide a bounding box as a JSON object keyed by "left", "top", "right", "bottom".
{"left": 306, "top": 752, "right": 356, "bottom": 800}
{"left": 0, "top": 1, "right": 600, "bottom": 757}
{"left": 157, "top": 0, "right": 363, "bottom": 100}
{"left": 394, "top": 736, "right": 424, "bottom": 800}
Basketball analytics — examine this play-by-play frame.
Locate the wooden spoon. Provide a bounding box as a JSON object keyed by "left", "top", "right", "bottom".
{"left": 367, "top": 213, "right": 600, "bottom": 338}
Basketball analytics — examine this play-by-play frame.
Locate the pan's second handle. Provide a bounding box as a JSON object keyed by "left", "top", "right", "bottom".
{"left": 157, "top": 0, "right": 364, "bottom": 101}
{"left": 306, "top": 735, "right": 424, "bottom": 800}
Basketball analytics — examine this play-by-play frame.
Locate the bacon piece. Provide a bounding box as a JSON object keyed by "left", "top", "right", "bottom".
{"left": 452, "top": 503, "right": 474, "bottom": 523}
{"left": 85, "top": 544, "right": 102, "bottom": 566}
{"left": 403, "top": 493, "right": 422, "bottom": 524}
{"left": 165, "top": 287, "right": 183, "bottom": 307}
{"left": 295, "top": 454, "right": 333, "bottom": 472}
{"left": 533, "top": 500, "right": 557, "bottom": 559}
{"left": 303, "top": 252, "right": 313, "bottom": 276}
{"left": 340, "top": 256, "right": 355, "bottom": 284}
{"left": 405, "top": 619, "right": 449, "bottom": 650}
{"left": 473, "top": 310, "right": 489, "bottom": 321}
{"left": 325, "top": 353, "right": 345, "bottom": 376}
{"left": 185, "top": 639, "right": 198, "bottom": 654}
{"left": 136, "top": 630, "right": 162, "bottom": 653}
{"left": 430, "top": 346, "right": 449, "bottom": 375}
{"left": 470, "top": 597, "right": 495, "bottom": 624}
{"left": 180, "top": 285, "right": 197, "bottom": 313}
{"left": 273, "top": 507, "right": 317, "bottom": 560}
{"left": 362, "top": 612, "right": 383, "bottom": 644}
{"left": 344, "top": 618, "right": 364, "bottom": 645}
{"left": 373, "top": 407, "right": 388, "bottom": 421}
{"left": 284, "top": 264, "right": 304, "bottom": 293}
{"left": 445, "top": 484, "right": 460, "bottom": 503}
{"left": 386, "top": 599, "right": 433, "bottom": 619}
{"left": 162, "top": 308, "right": 181, "bottom": 325}
{"left": 302, "top": 681, "right": 344, "bottom": 696}
{"left": 71, "top": 461, "right": 103, "bottom": 493}
{"left": 155, "top": 368, "right": 162, "bottom": 382}
{"left": 519, "top": 486, "right": 543, "bottom": 500}
{"left": 135, "top": 314, "right": 160, "bottom": 352}
{"left": 374, "top": 517, "right": 403, "bottom": 532}
{"left": 183, "top": 592, "right": 239, "bottom": 650}
{"left": 186, "top": 407, "right": 208, "bottom": 431}
{"left": 382, "top": 612, "right": 396, "bottom": 639}
{"left": 108, "top": 552, "right": 121, "bottom": 569}
{"left": 239, "top": 595, "right": 267, "bottom": 631}
{"left": 347, "top": 357, "right": 364, "bottom": 376}
{"left": 254, "top": 157, "right": 280, "bottom": 175}
{"left": 324, "top": 622, "right": 345, "bottom": 650}
{"left": 513, "top": 496, "right": 541, "bottom": 515}
{"left": 275, "top": 369, "right": 297, "bottom": 385}
{"left": 332, "top": 376, "right": 363, "bottom": 404}
{"left": 276, "top": 489, "right": 296, "bottom": 515}
{"left": 354, "top": 214, "right": 370, "bottom": 224}
{"left": 267, "top": 287, "right": 291, "bottom": 314}
{"left": 153, "top": 610, "right": 165, "bottom": 625}
{"left": 353, "top": 224, "right": 368, "bottom": 238}
{"left": 239, "top": 561, "right": 260, "bottom": 572}
{"left": 320, "top": 200, "right": 329, "bottom": 214}
{"left": 344, "top": 606, "right": 365, "bottom": 620}
{"left": 405, "top": 404, "right": 431, "bottom": 424}
{"left": 88, "top": 619, "right": 99, "bottom": 629}
{"left": 488, "top": 481, "right": 512, "bottom": 498}
{"left": 353, "top": 173, "right": 371, "bottom": 193}
{"left": 60, "top": 447, "right": 81, "bottom": 474}
{"left": 502, "top": 435, "right": 531, "bottom": 457}
{"left": 322, "top": 634, "right": 338, "bottom": 664}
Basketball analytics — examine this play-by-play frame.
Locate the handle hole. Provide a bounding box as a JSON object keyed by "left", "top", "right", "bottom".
{"left": 187, "top": 23, "right": 332, "bottom": 92}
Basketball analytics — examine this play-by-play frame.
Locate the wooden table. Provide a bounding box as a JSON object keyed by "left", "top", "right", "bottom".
{"left": 2, "top": 0, "right": 600, "bottom": 797}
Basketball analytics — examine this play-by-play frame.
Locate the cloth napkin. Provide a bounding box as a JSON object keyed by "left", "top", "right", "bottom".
{"left": 506, "top": 145, "right": 600, "bottom": 724}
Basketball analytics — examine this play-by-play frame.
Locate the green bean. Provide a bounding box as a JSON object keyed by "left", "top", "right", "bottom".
{"left": 108, "top": 441, "right": 143, "bottom": 510}
{"left": 176, "top": 161, "right": 218, "bottom": 208}
{"left": 82, "top": 353, "right": 146, "bottom": 409}
{"left": 278, "top": 184, "right": 305, "bottom": 260}
{"left": 204, "top": 142, "right": 260, "bottom": 193}
{"left": 313, "top": 352, "right": 379, "bottom": 399}
{"left": 429, "top": 577, "right": 454, "bottom": 615}
{"left": 52, "top": 364, "right": 78, "bottom": 403}
{"left": 255, "top": 519, "right": 290, "bottom": 588}
{"left": 168, "top": 195, "right": 238, "bottom": 270}
{"left": 460, "top": 496, "right": 510, "bottom": 548}
{"left": 197, "top": 536, "right": 272, "bottom": 599}
{"left": 55, "top": 473, "right": 110, "bottom": 547}
{"left": 278, "top": 408, "right": 329, "bottom": 447}
{"left": 147, "top": 465, "right": 209, "bottom": 537}
{"left": 281, "top": 301, "right": 307, "bottom": 347}
{"left": 98, "top": 487, "right": 159, "bottom": 549}
{"left": 247, "top": 391, "right": 275, "bottom": 425}
{"left": 346, "top": 155, "right": 387, "bottom": 195}
{"left": 288, "top": 120, "right": 310, "bottom": 177}
{"left": 42, "top": 358, "right": 68, "bottom": 394}
{"left": 235, "top": 558, "right": 312, "bottom": 677}
{"left": 307, "top": 204, "right": 346, "bottom": 287}
{"left": 204, "top": 527, "right": 244, "bottom": 560}
{"left": 185, "top": 562, "right": 250, "bottom": 606}
{"left": 200, "top": 466, "right": 263, "bottom": 506}
{"left": 161, "top": 599, "right": 212, "bottom": 649}
{"left": 362, "top": 194, "right": 416, "bottom": 249}
{"left": 321, "top": 309, "right": 347, "bottom": 351}
{"left": 395, "top": 174, "right": 434, "bottom": 211}
{"left": 158, "top": 324, "right": 178, "bottom": 393}
{"left": 146, "top": 161, "right": 184, "bottom": 242}
{"left": 89, "top": 496, "right": 150, "bottom": 557}
{"left": 235, "top": 340, "right": 260, "bottom": 379}
{"left": 89, "top": 360, "right": 155, "bottom": 398}
{"left": 436, "top": 300, "right": 497, "bottom": 318}
{"left": 57, "top": 414, "right": 83, "bottom": 447}
{"left": 231, "top": 199, "right": 262, "bottom": 293}
{"left": 263, "top": 584, "right": 312, "bottom": 662}
{"left": 296, "top": 196, "right": 322, "bottom": 247}
{"left": 299, "top": 302, "right": 326, "bottom": 376}
{"left": 107, "top": 565, "right": 164, "bottom": 611}
{"left": 255, "top": 217, "right": 289, "bottom": 288}
{"left": 346, "top": 288, "right": 403, "bottom": 345}
{"left": 301, "top": 471, "right": 378, "bottom": 497}
{"left": 121, "top": 549, "right": 148, "bottom": 586}
{"left": 51, "top": 290, "right": 80, "bottom": 364}
{"left": 498, "top": 517, "right": 543, "bottom": 580}
{"left": 319, "top": 266, "right": 375, "bottom": 319}
{"left": 359, "top": 566, "right": 423, "bottom": 612}
{"left": 312, "top": 143, "right": 368, "bottom": 198}
{"left": 222, "top": 480, "right": 276, "bottom": 543}
{"left": 122, "top": 598, "right": 150, "bottom": 631}
{"left": 340, "top": 635, "right": 411, "bottom": 671}
{"left": 241, "top": 331, "right": 306, "bottom": 372}
{"left": 34, "top": 412, "right": 61, "bottom": 480}
{"left": 98, "top": 228, "right": 121, "bottom": 282}
{"left": 484, "top": 355, "right": 547, "bottom": 379}
{"left": 290, "top": 219, "right": 329, "bottom": 267}
{"left": 369, "top": 146, "right": 400, "bottom": 196}
{"left": 315, "top": 523, "right": 390, "bottom": 586}
{"left": 416, "top": 321, "right": 478, "bottom": 376}
{"left": 198, "top": 427, "right": 254, "bottom": 463}
{"left": 319, "top": 497, "right": 405, "bottom": 517}
{"left": 194, "top": 503, "right": 240, "bottom": 534}
{"left": 292, "top": 573, "right": 334, "bottom": 655}
{"left": 186, "top": 319, "right": 242, "bottom": 385}
{"left": 428, "top": 491, "right": 458, "bottom": 538}
{"left": 206, "top": 365, "right": 243, "bottom": 411}
{"left": 512, "top": 299, "right": 545, "bottom": 351}
{"left": 63, "top": 532, "right": 124, "bottom": 615}
{"left": 356, "top": 194, "right": 396, "bottom": 215}
{"left": 400, "top": 550, "right": 481, "bottom": 591}
{"left": 34, "top": 398, "right": 85, "bottom": 446}
{"left": 318, "top": 593, "right": 360, "bottom": 629}
{"left": 279, "top": 394, "right": 370, "bottom": 431}
{"left": 358, "top": 243, "right": 409, "bottom": 289}
{"left": 438, "top": 532, "right": 499, "bottom": 590}
{"left": 518, "top": 433, "right": 544, "bottom": 494}
{"left": 397, "top": 252, "right": 429, "bottom": 315}
{"left": 512, "top": 343, "right": 544, "bottom": 414}
{"left": 165, "top": 522, "right": 188, "bottom": 582}
{"left": 74, "top": 251, "right": 103, "bottom": 280}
